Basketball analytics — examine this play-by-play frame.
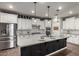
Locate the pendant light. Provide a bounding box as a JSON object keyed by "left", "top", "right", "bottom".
{"left": 47, "top": 6, "right": 50, "bottom": 18}
{"left": 47, "top": 6, "right": 50, "bottom": 23}
{"left": 53, "top": 9, "right": 60, "bottom": 22}
{"left": 33, "top": 2, "right": 37, "bottom": 22}
{"left": 33, "top": 2, "right": 37, "bottom": 17}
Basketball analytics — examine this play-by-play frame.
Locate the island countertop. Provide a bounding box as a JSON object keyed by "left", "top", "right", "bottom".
{"left": 17, "top": 34, "right": 69, "bottom": 47}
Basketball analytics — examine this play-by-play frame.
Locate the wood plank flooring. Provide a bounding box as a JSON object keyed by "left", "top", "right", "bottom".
{"left": 51, "top": 42, "right": 79, "bottom": 56}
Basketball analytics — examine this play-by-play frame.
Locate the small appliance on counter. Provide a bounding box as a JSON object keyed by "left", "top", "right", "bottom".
{"left": 46, "top": 27, "right": 51, "bottom": 37}
{"left": 0, "top": 23, "right": 17, "bottom": 50}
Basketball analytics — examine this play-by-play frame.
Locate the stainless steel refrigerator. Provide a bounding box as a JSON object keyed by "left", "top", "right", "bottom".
{"left": 0, "top": 23, "right": 17, "bottom": 50}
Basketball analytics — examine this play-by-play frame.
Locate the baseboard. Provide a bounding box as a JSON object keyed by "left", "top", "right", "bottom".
{"left": 46, "top": 47, "right": 67, "bottom": 56}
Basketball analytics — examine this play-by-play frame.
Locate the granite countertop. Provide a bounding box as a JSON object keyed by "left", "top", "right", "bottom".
{"left": 17, "top": 35, "right": 69, "bottom": 47}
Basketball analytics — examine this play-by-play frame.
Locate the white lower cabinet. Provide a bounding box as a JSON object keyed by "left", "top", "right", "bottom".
{"left": 17, "top": 35, "right": 31, "bottom": 46}
{"left": 67, "top": 35, "right": 79, "bottom": 45}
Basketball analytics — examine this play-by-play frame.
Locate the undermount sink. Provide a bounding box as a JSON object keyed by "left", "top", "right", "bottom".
{"left": 41, "top": 36, "right": 56, "bottom": 39}
{"left": 38, "top": 40, "right": 45, "bottom": 41}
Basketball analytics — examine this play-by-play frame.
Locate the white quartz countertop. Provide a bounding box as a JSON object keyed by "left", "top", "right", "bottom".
{"left": 17, "top": 34, "right": 69, "bottom": 47}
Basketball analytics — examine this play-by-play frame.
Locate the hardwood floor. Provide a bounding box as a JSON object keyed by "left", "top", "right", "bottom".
{"left": 51, "top": 42, "right": 79, "bottom": 56}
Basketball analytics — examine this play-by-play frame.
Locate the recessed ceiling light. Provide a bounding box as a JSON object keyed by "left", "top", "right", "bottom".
{"left": 31, "top": 10, "right": 35, "bottom": 13}
{"left": 9, "top": 5, "right": 13, "bottom": 9}
{"left": 69, "top": 11, "right": 73, "bottom": 14}
{"left": 58, "top": 6, "right": 62, "bottom": 10}
{"left": 45, "top": 13, "right": 48, "bottom": 17}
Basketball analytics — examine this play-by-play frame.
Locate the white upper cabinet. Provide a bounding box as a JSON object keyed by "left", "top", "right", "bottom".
{"left": 75, "top": 18, "right": 79, "bottom": 29}
{"left": 0, "top": 12, "right": 18, "bottom": 23}
{"left": 17, "top": 18, "right": 22, "bottom": 30}
{"left": 40, "top": 20, "right": 45, "bottom": 29}
{"left": 66, "top": 17, "right": 75, "bottom": 29}
{"left": 32, "top": 18, "right": 36, "bottom": 25}
{"left": 36, "top": 19, "right": 40, "bottom": 25}
{"left": 48, "top": 20, "right": 51, "bottom": 27}
{"left": 63, "top": 17, "right": 75, "bottom": 29}
{"left": 21, "top": 19, "right": 26, "bottom": 29}
{"left": 17, "top": 18, "right": 32, "bottom": 30}
{"left": 27, "top": 19, "right": 32, "bottom": 29}
{"left": 32, "top": 18, "right": 40, "bottom": 26}
{"left": 25, "top": 19, "right": 29, "bottom": 29}
{"left": 63, "top": 21, "right": 67, "bottom": 29}
{"left": 45, "top": 20, "right": 51, "bottom": 27}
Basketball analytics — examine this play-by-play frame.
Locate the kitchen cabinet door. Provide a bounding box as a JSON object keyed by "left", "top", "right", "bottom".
{"left": 75, "top": 18, "right": 79, "bottom": 29}
{"left": 25, "top": 19, "right": 28, "bottom": 29}
{"left": 21, "top": 19, "right": 26, "bottom": 29}
{"left": 17, "top": 18, "right": 22, "bottom": 30}
{"left": 64, "top": 17, "right": 75, "bottom": 29}
{"left": 67, "top": 35, "right": 79, "bottom": 45}
{"left": 0, "top": 12, "right": 8, "bottom": 23}
{"left": 21, "top": 46, "right": 32, "bottom": 56}
{"left": 65, "top": 18, "right": 71, "bottom": 29}
{"left": 58, "top": 39, "right": 66, "bottom": 49}
{"left": 67, "top": 35, "right": 75, "bottom": 43}
{"left": 71, "top": 35, "right": 79, "bottom": 45}
{"left": 63, "top": 21, "right": 68, "bottom": 29}
{"left": 46, "top": 41, "right": 57, "bottom": 54}
{"left": 44, "top": 20, "right": 47, "bottom": 27}
{"left": 31, "top": 43, "right": 47, "bottom": 56}
{"left": 0, "top": 12, "right": 17, "bottom": 23}
{"left": 45, "top": 20, "right": 51, "bottom": 27}
{"left": 7, "top": 13, "right": 17, "bottom": 23}
{"left": 27, "top": 19, "right": 32, "bottom": 29}
{"left": 31, "top": 44, "right": 41, "bottom": 56}
{"left": 36, "top": 19, "right": 40, "bottom": 25}
{"left": 40, "top": 20, "right": 45, "bottom": 29}
{"left": 69, "top": 17, "right": 75, "bottom": 29}
{"left": 40, "top": 43, "right": 47, "bottom": 56}
{"left": 32, "top": 18, "right": 36, "bottom": 25}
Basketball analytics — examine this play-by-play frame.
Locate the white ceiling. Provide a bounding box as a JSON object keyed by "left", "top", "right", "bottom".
{"left": 0, "top": 2, "right": 79, "bottom": 18}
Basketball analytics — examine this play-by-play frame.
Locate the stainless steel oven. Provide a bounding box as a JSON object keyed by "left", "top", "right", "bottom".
{"left": 0, "top": 23, "right": 17, "bottom": 50}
